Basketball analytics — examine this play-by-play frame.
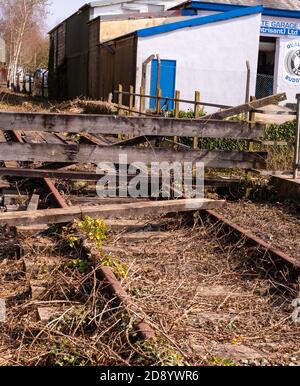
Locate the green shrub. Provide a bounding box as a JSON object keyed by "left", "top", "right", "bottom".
{"left": 265, "top": 120, "right": 296, "bottom": 142}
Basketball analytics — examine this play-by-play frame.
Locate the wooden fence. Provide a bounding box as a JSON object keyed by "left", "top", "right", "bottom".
{"left": 114, "top": 85, "right": 288, "bottom": 149}
{"left": 113, "top": 86, "right": 300, "bottom": 178}
{"left": 0, "top": 110, "right": 268, "bottom": 170}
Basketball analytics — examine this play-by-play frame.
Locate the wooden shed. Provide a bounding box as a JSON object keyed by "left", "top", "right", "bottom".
{"left": 48, "top": 2, "right": 187, "bottom": 100}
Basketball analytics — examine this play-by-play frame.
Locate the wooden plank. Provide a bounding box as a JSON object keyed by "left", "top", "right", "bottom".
{"left": 0, "top": 130, "right": 6, "bottom": 142}
{"left": 80, "top": 133, "right": 113, "bottom": 146}
{"left": 27, "top": 194, "right": 40, "bottom": 211}
{"left": 54, "top": 133, "right": 74, "bottom": 145}
{"left": 0, "top": 131, "right": 12, "bottom": 176}
{"left": 23, "top": 132, "right": 45, "bottom": 144}
{"left": 112, "top": 135, "right": 160, "bottom": 147}
{"left": 0, "top": 198, "right": 226, "bottom": 227}
{"left": 11, "top": 130, "right": 24, "bottom": 143}
{"left": 0, "top": 167, "right": 102, "bottom": 180}
{"left": 0, "top": 167, "right": 152, "bottom": 183}
{"left": 39, "top": 132, "right": 65, "bottom": 144}
{"left": 7, "top": 124, "right": 69, "bottom": 210}
{"left": 0, "top": 179, "right": 10, "bottom": 189}
{"left": 2, "top": 130, "right": 19, "bottom": 169}
{"left": 0, "top": 143, "right": 268, "bottom": 169}
{"left": 0, "top": 111, "right": 265, "bottom": 139}
{"left": 204, "top": 93, "right": 286, "bottom": 120}
{"left": 43, "top": 178, "right": 69, "bottom": 209}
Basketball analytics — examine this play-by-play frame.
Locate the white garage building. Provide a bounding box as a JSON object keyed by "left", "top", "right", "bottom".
{"left": 103, "top": 5, "right": 262, "bottom": 111}
{"left": 102, "top": 1, "right": 300, "bottom": 111}
{"left": 172, "top": 1, "right": 300, "bottom": 107}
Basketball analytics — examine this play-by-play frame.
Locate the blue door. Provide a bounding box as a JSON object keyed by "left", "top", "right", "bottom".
{"left": 150, "top": 59, "right": 176, "bottom": 110}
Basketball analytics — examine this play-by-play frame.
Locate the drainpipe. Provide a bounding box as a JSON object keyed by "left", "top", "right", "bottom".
{"left": 156, "top": 54, "right": 161, "bottom": 93}
{"left": 141, "top": 54, "right": 155, "bottom": 91}
{"left": 141, "top": 54, "right": 155, "bottom": 112}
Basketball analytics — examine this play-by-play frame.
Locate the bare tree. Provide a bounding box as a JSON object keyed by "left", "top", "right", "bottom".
{"left": 0, "top": 0, "right": 49, "bottom": 87}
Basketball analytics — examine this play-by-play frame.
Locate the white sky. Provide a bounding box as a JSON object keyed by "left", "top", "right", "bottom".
{"left": 47, "top": 0, "right": 88, "bottom": 30}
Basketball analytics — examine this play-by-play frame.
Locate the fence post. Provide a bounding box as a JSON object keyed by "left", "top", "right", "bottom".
{"left": 129, "top": 85, "right": 134, "bottom": 116}
{"left": 140, "top": 87, "right": 145, "bottom": 115}
{"left": 156, "top": 88, "right": 162, "bottom": 115}
{"left": 245, "top": 95, "right": 257, "bottom": 199}
{"left": 118, "top": 84, "right": 123, "bottom": 115}
{"left": 245, "top": 61, "right": 251, "bottom": 104}
{"left": 174, "top": 90, "right": 180, "bottom": 145}
{"left": 29, "top": 75, "right": 32, "bottom": 95}
{"left": 193, "top": 91, "right": 200, "bottom": 149}
{"left": 293, "top": 93, "right": 300, "bottom": 179}
{"left": 248, "top": 96, "right": 256, "bottom": 152}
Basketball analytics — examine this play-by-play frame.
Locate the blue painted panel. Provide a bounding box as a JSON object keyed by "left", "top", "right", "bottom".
{"left": 137, "top": 6, "right": 263, "bottom": 37}
{"left": 150, "top": 59, "right": 176, "bottom": 111}
{"left": 188, "top": 2, "right": 243, "bottom": 12}
{"left": 186, "top": 2, "right": 300, "bottom": 20}
{"left": 181, "top": 9, "right": 197, "bottom": 16}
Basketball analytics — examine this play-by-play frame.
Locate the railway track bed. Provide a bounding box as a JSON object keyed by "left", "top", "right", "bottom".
{"left": 0, "top": 207, "right": 299, "bottom": 366}
{"left": 0, "top": 94, "right": 299, "bottom": 366}
{"left": 216, "top": 201, "right": 300, "bottom": 260}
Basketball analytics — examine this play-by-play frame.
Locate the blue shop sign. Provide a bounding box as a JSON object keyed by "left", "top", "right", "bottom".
{"left": 261, "top": 19, "right": 300, "bottom": 37}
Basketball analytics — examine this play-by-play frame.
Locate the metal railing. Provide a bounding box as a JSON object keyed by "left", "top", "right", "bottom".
{"left": 256, "top": 73, "right": 274, "bottom": 99}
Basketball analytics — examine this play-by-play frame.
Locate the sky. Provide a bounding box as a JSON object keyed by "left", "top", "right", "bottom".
{"left": 47, "top": 0, "right": 88, "bottom": 30}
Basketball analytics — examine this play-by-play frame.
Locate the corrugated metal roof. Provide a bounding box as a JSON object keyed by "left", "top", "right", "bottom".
{"left": 137, "top": 5, "right": 262, "bottom": 36}
{"left": 192, "top": 0, "right": 300, "bottom": 10}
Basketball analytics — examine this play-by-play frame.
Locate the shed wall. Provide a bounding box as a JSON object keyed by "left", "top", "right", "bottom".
{"left": 89, "top": 19, "right": 101, "bottom": 98}
{"left": 65, "top": 7, "right": 90, "bottom": 98}
{"left": 99, "top": 15, "right": 189, "bottom": 43}
{"left": 99, "top": 36, "right": 137, "bottom": 102}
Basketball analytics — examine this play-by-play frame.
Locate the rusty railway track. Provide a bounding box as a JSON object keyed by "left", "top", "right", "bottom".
{"left": 1, "top": 128, "right": 155, "bottom": 341}
{"left": 0, "top": 127, "right": 298, "bottom": 352}
{"left": 204, "top": 209, "right": 300, "bottom": 281}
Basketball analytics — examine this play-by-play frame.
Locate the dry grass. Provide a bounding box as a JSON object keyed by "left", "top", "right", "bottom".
{"left": 107, "top": 215, "right": 300, "bottom": 366}
{"left": 266, "top": 145, "right": 294, "bottom": 172}
{"left": 0, "top": 88, "right": 117, "bottom": 115}
{"left": 216, "top": 201, "right": 300, "bottom": 260}
{"left": 0, "top": 227, "right": 185, "bottom": 366}
{"left": 0, "top": 209, "right": 300, "bottom": 366}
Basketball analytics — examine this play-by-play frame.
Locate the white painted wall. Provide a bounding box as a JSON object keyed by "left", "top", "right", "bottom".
{"left": 136, "top": 13, "right": 261, "bottom": 112}
{"left": 191, "top": 11, "right": 300, "bottom": 106}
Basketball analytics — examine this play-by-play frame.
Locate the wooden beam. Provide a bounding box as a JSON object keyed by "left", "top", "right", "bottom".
{"left": 0, "top": 143, "right": 268, "bottom": 169}
{"left": 0, "top": 167, "right": 150, "bottom": 182}
{"left": 80, "top": 133, "right": 113, "bottom": 146}
{"left": 43, "top": 178, "right": 69, "bottom": 209}
{"left": 27, "top": 194, "right": 39, "bottom": 211}
{"left": 0, "top": 130, "right": 6, "bottom": 142}
{"left": 111, "top": 135, "right": 160, "bottom": 147}
{"left": 0, "top": 111, "right": 265, "bottom": 139}
{"left": 204, "top": 93, "right": 286, "bottom": 120}
{"left": 0, "top": 167, "right": 103, "bottom": 180}
{"left": 0, "top": 198, "right": 226, "bottom": 227}
{"left": 0, "top": 168, "right": 243, "bottom": 189}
